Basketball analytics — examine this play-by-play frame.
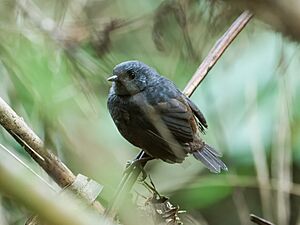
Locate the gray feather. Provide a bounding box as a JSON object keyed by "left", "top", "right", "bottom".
{"left": 193, "top": 144, "right": 227, "bottom": 173}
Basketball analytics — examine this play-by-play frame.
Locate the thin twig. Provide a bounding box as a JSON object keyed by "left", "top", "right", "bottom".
{"left": 106, "top": 10, "right": 253, "bottom": 219}
{"left": 250, "top": 214, "right": 274, "bottom": 225}
{"left": 183, "top": 10, "right": 253, "bottom": 97}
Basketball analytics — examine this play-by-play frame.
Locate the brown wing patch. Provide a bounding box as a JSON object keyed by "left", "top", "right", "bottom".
{"left": 186, "top": 97, "right": 208, "bottom": 133}
{"left": 154, "top": 96, "right": 196, "bottom": 143}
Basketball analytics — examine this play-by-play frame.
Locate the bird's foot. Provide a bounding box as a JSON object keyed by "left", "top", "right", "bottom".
{"left": 124, "top": 153, "right": 154, "bottom": 181}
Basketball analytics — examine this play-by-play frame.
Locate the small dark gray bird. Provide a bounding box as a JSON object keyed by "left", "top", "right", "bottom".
{"left": 107, "top": 60, "right": 227, "bottom": 173}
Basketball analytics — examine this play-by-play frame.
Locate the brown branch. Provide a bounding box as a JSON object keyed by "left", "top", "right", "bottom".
{"left": 0, "top": 97, "right": 106, "bottom": 218}
{"left": 250, "top": 214, "right": 274, "bottom": 225}
{"left": 106, "top": 10, "right": 253, "bottom": 219}
{"left": 0, "top": 97, "right": 75, "bottom": 187}
{"left": 183, "top": 10, "right": 253, "bottom": 97}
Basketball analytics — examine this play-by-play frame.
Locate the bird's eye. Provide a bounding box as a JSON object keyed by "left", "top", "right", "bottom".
{"left": 127, "top": 69, "right": 135, "bottom": 80}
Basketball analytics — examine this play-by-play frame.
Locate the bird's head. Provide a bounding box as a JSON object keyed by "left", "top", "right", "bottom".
{"left": 107, "top": 60, "right": 157, "bottom": 96}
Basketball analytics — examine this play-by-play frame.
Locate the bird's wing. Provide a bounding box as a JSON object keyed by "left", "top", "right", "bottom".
{"left": 149, "top": 96, "right": 196, "bottom": 143}
{"left": 185, "top": 97, "right": 208, "bottom": 133}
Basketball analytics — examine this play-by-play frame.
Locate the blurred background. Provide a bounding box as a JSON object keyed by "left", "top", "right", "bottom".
{"left": 0, "top": 0, "right": 300, "bottom": 225}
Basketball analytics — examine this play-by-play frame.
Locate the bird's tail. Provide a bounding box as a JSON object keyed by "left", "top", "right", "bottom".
{"left": 192, "top": 144, "right": 228, "bottom": 173}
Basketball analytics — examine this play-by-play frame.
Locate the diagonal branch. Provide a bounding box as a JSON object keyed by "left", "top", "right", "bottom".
{"left": 0, "top": 97, "right": 105, "bottom": 216}
{"left": 0, "top": 97, "right": 75, "bottom": 187}
{"left": 106, "top": 10, "right": 254, "bottom": 219}
{"left": 183, "top": 10, "right": 253, "bottom": 96}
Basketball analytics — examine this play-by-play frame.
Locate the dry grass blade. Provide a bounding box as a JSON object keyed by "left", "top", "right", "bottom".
{"left": 233, "top": 189, "right": 251, "bottom": 225}
{"left": 246, "top": 82, "right": 272, "bottom": 220}
{"left": 273, "top": 77, "right": 292, "bottom": 225}
{"left": 0, "top": 143, "right": 56, "bottom": 191}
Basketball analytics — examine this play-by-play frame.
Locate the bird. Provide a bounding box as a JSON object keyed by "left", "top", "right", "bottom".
{"left": 107, "top": 60, "right": 227, "bottom": 173}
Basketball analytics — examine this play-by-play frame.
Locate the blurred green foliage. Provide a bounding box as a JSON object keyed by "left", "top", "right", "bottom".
{"left": 0, "top": 0, "right": 300, "bottom": 225}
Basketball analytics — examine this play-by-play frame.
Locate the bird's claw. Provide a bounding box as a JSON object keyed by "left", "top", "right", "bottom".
{"left": 123, "top": 159, "right": 141, "bottom": 175}
{"left": 123, "top": 156, "right": 154, "bottom": 181}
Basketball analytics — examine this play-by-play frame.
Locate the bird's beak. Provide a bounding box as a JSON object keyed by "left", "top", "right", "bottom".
{"left": 107, "top": 75, "right": 118, "bottom": 82}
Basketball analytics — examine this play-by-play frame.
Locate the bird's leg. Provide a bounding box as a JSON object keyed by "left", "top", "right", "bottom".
{"left": 124, "top": 151, "right": 154, "bottom": 181}
{"left": 125, "top": 151, "right": 153, "bottom": 170}
{"left": 125, "top": 150, "right": 145, "bottom": 168}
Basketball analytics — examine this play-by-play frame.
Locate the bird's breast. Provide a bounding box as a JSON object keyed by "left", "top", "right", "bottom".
{"left": 107, "top": 93, "right": 147, "bottom": 147}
